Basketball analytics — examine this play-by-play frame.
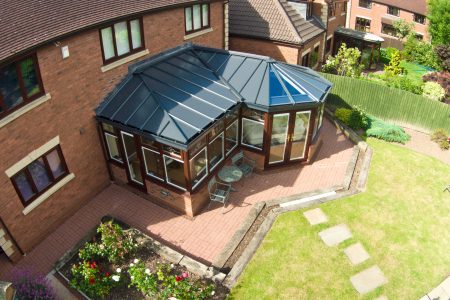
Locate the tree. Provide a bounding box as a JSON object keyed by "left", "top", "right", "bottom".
{"left": 402, "top": 35, "right": 441, "bottom": 70}
{"left": 384, "top": 49, "right": 403, "bottom": 75}
{"left": 393, "top": 19, "right": 414, "bottom": 40}
{"left": 434, "top": 44, "right": 450, "bottom": 71}
{"left": 428, "top": 0, "right": 450, "bottom": 45}
{"left": 322, "top": 43, "right": 364, "bottom": 78}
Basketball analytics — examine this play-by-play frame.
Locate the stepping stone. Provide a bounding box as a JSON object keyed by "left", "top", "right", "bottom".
{"left": 344, "top": 242, "right": 370, "bottom": 265}
{"left": 350, "top": 265, "right": 388, "bottom": 295}
{"left": 318, "top": 224, "right": 352, "bottom": 246}
{"left": 375, "top": 296, "right": 388, "bottom": 300}
{"left": 303, "top": 208, "right": 328, "bottom": 225}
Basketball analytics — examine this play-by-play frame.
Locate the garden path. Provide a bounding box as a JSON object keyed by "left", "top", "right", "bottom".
{"left": 401, "top": 127, "right": 450, "bottom": 165}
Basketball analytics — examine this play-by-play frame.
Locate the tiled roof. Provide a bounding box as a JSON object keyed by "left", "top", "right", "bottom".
{"left": 0, "top": 0, "right": 199, "bottom": 63}
{"left": 373, "top": 0, "right": 427, "bottom": 15}
{"left": 229, "top": 0, "right": 325, "bottom": 45}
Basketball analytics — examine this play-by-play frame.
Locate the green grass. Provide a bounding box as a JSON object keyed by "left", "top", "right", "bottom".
{"left": 400, "top": 60, "right": 430, "bottom": 84}
{"left": 229, "top": 139, "right": 450, "bottom": 300}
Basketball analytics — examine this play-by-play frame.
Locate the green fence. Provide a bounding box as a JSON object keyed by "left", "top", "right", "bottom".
{"left": 322, "top": 73, "right": 450, "bottom": 133}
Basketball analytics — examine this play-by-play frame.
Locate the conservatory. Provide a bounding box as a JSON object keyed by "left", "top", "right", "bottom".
{"left": 96, "top": 43, "right": 332, "bottom": 216}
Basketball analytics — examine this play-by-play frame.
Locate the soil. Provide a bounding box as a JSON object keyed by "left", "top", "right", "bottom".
{"left": 58, "top": 223, "right": 229, "bottom": 300}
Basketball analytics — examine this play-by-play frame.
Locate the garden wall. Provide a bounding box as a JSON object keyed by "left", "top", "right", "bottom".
{"left": 322, "top": 73, "right": 450, "bottom": 133}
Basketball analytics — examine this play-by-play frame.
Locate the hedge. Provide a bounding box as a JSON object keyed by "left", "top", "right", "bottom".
{"left": 322, "top": 73, "right": 450, "bottom": 133}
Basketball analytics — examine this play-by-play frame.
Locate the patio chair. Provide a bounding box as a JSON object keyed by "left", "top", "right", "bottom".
{"left": 231, "top": 151, "right": 256, "bottom": 177}
{"left": 207, "top": 176, "right": 232, "bottom": 213}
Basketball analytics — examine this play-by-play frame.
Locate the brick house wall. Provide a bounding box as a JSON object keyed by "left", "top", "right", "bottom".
{"left": 348, "top": 0, "right": 429, "bottom": 42}
{"left": 0, "top": 2, "right": 224, "bottom": 261}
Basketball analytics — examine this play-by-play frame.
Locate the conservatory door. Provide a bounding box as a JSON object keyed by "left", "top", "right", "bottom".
{"left": 268, "top": 113, "right": 290, "bottom": 164}
{"left": 289, "top": 111, "right": 311, "bottom": 161}
{"left": 120, "top": 131, "right": 146, "bottom": 189}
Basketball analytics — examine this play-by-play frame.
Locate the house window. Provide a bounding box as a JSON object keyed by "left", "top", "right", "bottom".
{"left": 185, "top": 4, "right": 210, "bottom": 33}
{"left": 328, "top": 3, "right": 336, "bottom": 17}
{"left": 209, "top": 132, "right": 224, "bottom": 171}
{"left": 414, "top": 14, "right": 426, "bottom": 24}
{"left": 11, "top": 146, "right": 68, "bottom": 206}
{"left": 190, "top": 148, "right": 208, "bottom": 189}
{"left": 100, "top": 18, "right": 144, "bottom": 64}
{"left": 355, "top": 17, "right": 371, "bottom": 32}
{"left": 301, "top": 52, "right": 310, "bottom": 67}
{"left": 163, "top": 155, "right": 186, "bottom": 190}
{"left": 142, "top": 147, "right": 165, "bottom": 180}
{"left": 225, "top": 120, "right": 238, "bottom": 155}
{"left": 102, "top": 123, "right": 123, "bottom": 163}
{"left": 381, "top": 23, "right": 396, "bottom": 36}
{"left": 0, "top": 54, "right": 44, "bottom": 117}
{"left": 358, "top": 0, "right": 372, "bottom": 9}
{"left": 241, "top": 109, "right": 265, "bottom": 150}
{"left": 343, "top": 2, "right": 347, "bottom": 13}
{"left": 306, "top": 3, "right": 313, "bottom": 19}
{"left": 326, "top": 37, "right": 333, "bottom": 53}
{"left": 415, "top": 33, "right": 424, "bottom": 40}
{"left": 387, "top": 6, "right": 400, "bottom": 16}
{"left": 310, "top": 46, "right": 320, "bottom": 67}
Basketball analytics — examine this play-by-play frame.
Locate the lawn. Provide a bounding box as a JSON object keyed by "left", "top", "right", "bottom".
{"left": 400, "top": 60, "right": 431, "bottom": 84}
{"left": 229, "top": 138, "right": 450, "bottom": 299}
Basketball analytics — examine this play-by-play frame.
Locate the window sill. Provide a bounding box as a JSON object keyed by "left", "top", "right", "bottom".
{"left": 184, "top": 27, "right": 214, "bottom": 40}
{"left": 329, "top": 17, "right": 336, "bottom": 22}
{"left": 0, "top": 93, "right": 51, "bottom": 129}
{"left": 341, "top": 12, "right": 347, "bottom": 16}
{"left": 101, "top": 49, "right": 150, "bottom": 73}
{"left": 22, "top": 173, "right": 75, "bottom": 215}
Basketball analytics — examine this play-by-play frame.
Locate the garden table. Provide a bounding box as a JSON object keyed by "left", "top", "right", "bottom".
{"left": 218, "top": 166, "right": 243, "bottom": 191}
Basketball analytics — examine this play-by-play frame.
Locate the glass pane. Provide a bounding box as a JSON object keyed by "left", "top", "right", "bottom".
{"left": 105, "top": 133, "right": 123, "bottom": 162}
{"left": 142, "top": 148, "right": 165, "bottom": 179}
{"left": 225, "top": 109, "right": 238, "bottom": 124}
{"left": 202, "top": 4, "right": 209, "bottom": 27}
{"left": 189, "top": 136, "right": 206, "bottom": 157}
{"left": 121, "top": 132, "right": 143, "bottom": 184}
{"left": 164, "top": 156, "right": 186, "bottom": 189}
{"left": 102, "top": 123, "right": 115, "bottom": 133}
{"left": 193, "top": 4, "right": 201, "bottom": 30}
{"left": 269, "top": 114, "right": 289, "bottom": 164}
{"left": 290, "top": 111, "right": 311, "bottom": 160}
{"left": 208, "top": 122, "right": 224, "bottom": 140}
{"left": 209, "top": 133, "right": 224, "bottom": 170}
{"left": 185, "top": 7, "right": 193, "bottom": 32}
{"left": 130, "top": 19, "right": 142, "bottom": 49}
{"left": 13, "top": 172, "right": 35, "bottom": 202}
{"left": 20, "top": 57, "right": 41, "bottom": 98}
{"left": 162, "top": 145, "right": 181, "bottom": 157}
{"left": 225, "top": 121, "right": 238, "bottom": 154}
{"left": 242, "top": 108, "right": 264, "bottom": 122}
{"left": 141, "top": 137, "right": 158, "bottom": 150}
{"left": 242, "top": 118, "right": 264, "bottom": 150}
{"left": 46, "top": 149, "right": 65, "bottom": 179}
{"left": 190, "top": 148, "right": 207, "bottom": 188}
{"left": 28, "top": 158, "right": 51, "bottom": 192}
{"left": 114, "top": 22, "right": 130, "bottom": 56}
{"left": 101, "top": 27, "right": 116, "bottom": 60}
{"left": 0, "top": 63, "right": 23, "bottom": 109}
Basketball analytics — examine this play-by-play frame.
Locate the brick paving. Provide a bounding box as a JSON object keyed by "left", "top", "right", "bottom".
{"left": 0, "top": 119, "right": 353, "bottom": 280}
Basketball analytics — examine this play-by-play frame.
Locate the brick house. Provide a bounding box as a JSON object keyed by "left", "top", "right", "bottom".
{"left": 229, "top": 0, "right": 349, "bottom": 69}
{"left": 0, "top": 0, "right": 228, "bottom": 263}
{"left": 347, "top": 0, "right": 429, "bottom": 47}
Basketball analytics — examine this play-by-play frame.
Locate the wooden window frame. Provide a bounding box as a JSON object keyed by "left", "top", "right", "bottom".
{"left": 101, "top": 124, "right": 124, "bottom": 166}
{"left": 10, "top": 145, "right": 69, "bottom": 208}
{"left": 358, "top": 0, "right": 372, "bottom": 9}
{"left": 328, "top": 3, "right": 336, "bottom": 17}
{"left": 381, "top": 23, "right": 396, "bottom": 36}
{"left": 414, "top": 14, "right": 426, "bottom": 24}
{"left": 0, "top": 53, "right": 45, "bottom": 119}
{"left": 99, "top": 17, "right": 145, "bottom": 65}
{"left": 355, "top": 17, "right": 371, "bottom": 32}
{"left": 184, "top": 3, "right": 211, "bottom": 34}
{"left": 326, "top": 37, "right": 333, "bottom": 53}
{"left": 387, "top": 6, "right": 400, "bottom": 17}
{"left": 301, "top": 52, "right": 310, "bottom": 67}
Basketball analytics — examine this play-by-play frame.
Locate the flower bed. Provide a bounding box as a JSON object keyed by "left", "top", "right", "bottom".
{"left": 56, "top": 217, "right": 228, "bottom": 299}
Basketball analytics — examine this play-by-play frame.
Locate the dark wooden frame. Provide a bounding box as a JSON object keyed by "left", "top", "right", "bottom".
{"left": 355, "top": 17, "right": 371, "bottom": 32}
{"left": 413, "top": 14, "right": 426, "bottom": 24}
{"left": 387, "top": 5, "right": 400, "bottom": 16}
{"left": 328, "top": 2, "right": 336, "bottom": 17}
{"left": 100, "top": 123, "right": 125, "bottom": 167}
{"left": 301, "top": 52, "right": 310, "bottom": 67}
{"left": 99, "top": 17, "right": 145, "bottom": 65}
{"left": 119, "top": 130, "right": 148, "bottom": 192}
{"left": 10, "top": 145, "right": 69, "bottom": 208}
{"left": 0, "top": 53, "right": 45, "bottom": 119}
{"left": 184, "top": 3, "right": 211, "bottom": 35}
{"left": 358, "top": 0, "right": 372, "bottom": 9}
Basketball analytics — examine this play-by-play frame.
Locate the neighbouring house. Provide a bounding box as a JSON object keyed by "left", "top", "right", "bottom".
{"left": 229, "top": 0, "right": 349, "bottom": 69}
{"left": 347, "top": 0, "right": 429, "bottom": 47}
{"left": 0, "top": 0, "right": 228, "bottom": 263}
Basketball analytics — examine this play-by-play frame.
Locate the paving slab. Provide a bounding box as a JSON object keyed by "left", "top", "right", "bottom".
{"left": 375, "top": 296, "right": 388, "bottom": 300}
{"left": 318, "top": 224, "right": 352, "bottom": 246}
{"left": 344, "top": 242, "right": 370, "bottom": 265}
{"left": 350, "top": 265, "right": 388, "bottom": 295}
{"left": 303, "top": 208, "right": 328, "bottom": 225}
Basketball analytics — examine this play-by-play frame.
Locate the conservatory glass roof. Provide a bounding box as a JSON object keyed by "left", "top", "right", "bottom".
{"left": 96, "top": 43, "right": 332, "bottom": 148}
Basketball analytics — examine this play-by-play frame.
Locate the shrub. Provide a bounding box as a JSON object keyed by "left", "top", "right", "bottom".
{"left": 384, "top": 49, "right": 404, "bottom": 76}
{"left": 438, "top": 139, "right": 450, "bottom": 150}
{"left": 422, "top": 71, "right": 449, "bottom": 101}
{"left": 70, "top": 261, "right": 121, "bottom": 299}
{"left": 383, "top": 75, "right": 423, "bottom": 95}
{"left": 422, "top": 81, "right": 446, "bottom": 101}
{"left": 402, "top": 36, "right": 441, "bottom": 70}
{"left": 12, "top": 269, "right": 55, "bottom": 300}
{"left": 322, "top": 43, "right": 364, "bottom": 77}
{"left": 366, "top": 117, "right": 410, "bottom": 144}
{"left": 380, "top": 47, "right": 398, "bottom": 64}
{"left": 128, "top": 260, "right": 158, "bottom": 297}
{"left": 431, "top": 128, "right": 449, "bottom": 150}
{"left": 335, "top": 108, "right": 352, "bottom": 125}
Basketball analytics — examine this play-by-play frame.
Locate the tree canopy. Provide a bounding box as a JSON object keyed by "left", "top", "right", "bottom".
{"left": 428, "top": 0, "right": 450, "bottom": 45}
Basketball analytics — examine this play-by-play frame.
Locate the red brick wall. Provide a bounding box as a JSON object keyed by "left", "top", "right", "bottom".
{"left": 0, "top": 2, "right": 224, "bottom": 255}
{"left": 229, "top": 37, "right": 299, "bottom": 64}
{"left": 300, "top": 34, "right": 326, "bottom": 69}
{"left": 349, "top": 1, "right": 429, "bottom": 42}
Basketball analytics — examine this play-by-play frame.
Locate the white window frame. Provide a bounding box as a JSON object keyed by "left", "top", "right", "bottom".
{"left": 142, "top": 147, "right": 164, "bottom": 181}
{"left": 241, "top": 118, "right": 265, "bottom": 150}
{"left": 163, "top": 154, "right": 186, "bottom": 191}
{"left": 209, "top": 132, "right": 224, "bottom": 172}
{"left": 225, "top": 120, "right": 239, "bottom": 156}
{"left": 268, "top": 113, "right": 291, "bottom": 165}
{"left": 290, "top": 111, "right": 311, "bottom": 160}
{"left": 190, "top": 147, "right": 208, "bottom": 190}
{"left": 120, "top": 131, "right": 144, "bottom": 185}
{"left": 104, "top": 132, "right": 123, "bottom": 163}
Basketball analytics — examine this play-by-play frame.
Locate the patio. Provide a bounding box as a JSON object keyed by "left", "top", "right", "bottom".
{"left": 0, "top": 118, "right": 353, "bottom": 281}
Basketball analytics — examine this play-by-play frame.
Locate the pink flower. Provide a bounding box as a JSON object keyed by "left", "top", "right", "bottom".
{"left": 182, "top": 272, "right": 189, "bottom": 278}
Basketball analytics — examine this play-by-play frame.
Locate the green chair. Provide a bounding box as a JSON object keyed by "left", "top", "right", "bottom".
{"left": 207, "top": 176, "right": 231, "bottom": 213}
{"left": 231, "top": 151, "right": 256, "bottom": 177}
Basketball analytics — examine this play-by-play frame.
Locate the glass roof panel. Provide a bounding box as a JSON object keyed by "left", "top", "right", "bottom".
{"left": 269, "top": 68, "right": 291, "bottom": 106}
